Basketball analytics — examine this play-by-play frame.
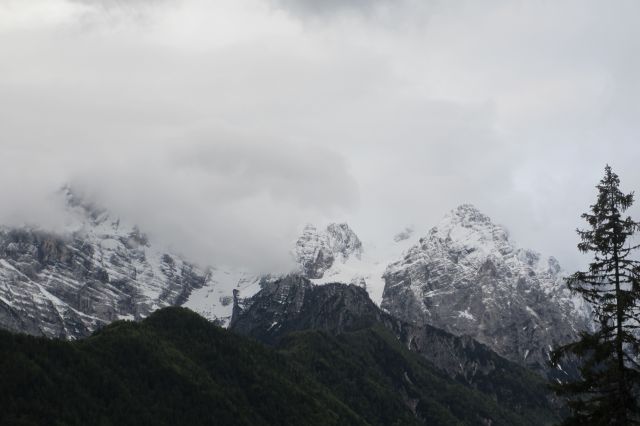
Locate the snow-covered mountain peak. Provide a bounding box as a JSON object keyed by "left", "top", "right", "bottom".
{"left": 0, "top": 186, "right": 215, "bottom": 339}
{"left": 325, "top": 223, "right": 363, "bottom": 261}
{"left": 186, "top": 223, "right": 367, "bottom": 327}
{"left": 448, "top": 203, "right": 492, "bottom": 224}
{"left": 382, "top": 206, "right": 593, "bottom": 372}
{"left": 407, "top": 206, "right": 570, "bottom": 295}
{"left": 425, "top": 205, "right": 514, "bottom": 264}
{"left": 294, "top": 222, "right": 362, "bottom": 279}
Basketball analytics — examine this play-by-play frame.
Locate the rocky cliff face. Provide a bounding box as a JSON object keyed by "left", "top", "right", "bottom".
{"left": 0, "top": 189, "right": 211, "bottom": 339}
{"left": 381, "top": 204, "right": 592, "bottom": 373}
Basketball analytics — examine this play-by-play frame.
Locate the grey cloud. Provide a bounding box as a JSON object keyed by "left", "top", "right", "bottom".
{"left": 269, "top": 0, "right": 384, "bottom": 16}
{"left": 175, "top": 137, "right": 358, "bottom": 211}
{"left": 2, "top": 0, "right": 640, "bottom": 273}
{"left": 0, "top": 135, "right": 358, "bottom": 271}
{"left": 68, "top": 0, "right": 167, "bottom": 8}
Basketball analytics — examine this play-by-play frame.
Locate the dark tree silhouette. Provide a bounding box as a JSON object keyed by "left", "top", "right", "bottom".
{"left": 551, "top": 165, "right": 640, "bottom": 425}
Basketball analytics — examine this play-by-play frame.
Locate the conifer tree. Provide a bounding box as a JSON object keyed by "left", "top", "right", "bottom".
{"left": 551, "top": 165, "right": 640, "bottom": 425}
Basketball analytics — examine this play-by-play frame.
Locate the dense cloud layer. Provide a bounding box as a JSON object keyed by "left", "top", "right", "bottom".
{"left": 1, "top": 0, "right": 640, "bottom": 271}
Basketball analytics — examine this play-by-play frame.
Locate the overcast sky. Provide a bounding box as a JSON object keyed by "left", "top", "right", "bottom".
{"left": 2, "top": 0, "right": 640, "bottom": 271}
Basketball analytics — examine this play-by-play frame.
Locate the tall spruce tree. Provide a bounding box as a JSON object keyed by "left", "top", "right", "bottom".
{"left": 551, "top": 165, "right": 640, "bottom": 425}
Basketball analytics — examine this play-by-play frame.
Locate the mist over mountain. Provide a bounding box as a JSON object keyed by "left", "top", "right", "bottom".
{"left": 0, "top": 188, "right": 595, "bottom": 381}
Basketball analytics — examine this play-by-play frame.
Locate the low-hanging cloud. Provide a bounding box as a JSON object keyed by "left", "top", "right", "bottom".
{"left": 0, "top": 131, "right": 358, "bottom": 271}
{"left": 2, "top": 0, "right": 640, "bottom": 272}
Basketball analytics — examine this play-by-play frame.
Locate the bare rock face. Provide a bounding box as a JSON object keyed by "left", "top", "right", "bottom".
{"left": 381, "top": 204, "right": 592, "bottom": 374}
{"left": 0, "top": 188, "right": 210, "bottom": 339}
{"left": 294, "top": 223, "right": 362, "bottom": 279}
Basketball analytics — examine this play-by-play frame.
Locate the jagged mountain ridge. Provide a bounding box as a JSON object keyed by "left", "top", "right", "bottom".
{"left": 381, "top": 204, "right": 592, "bottom": 373}
{"left": 0, "top": 189, "right": 592, "bottom": 372}
{"left": 0, "top": 188, "right": 211, "bottom": 339}
{"left": 0, "top": 191, "right": 370, "bottom": 338}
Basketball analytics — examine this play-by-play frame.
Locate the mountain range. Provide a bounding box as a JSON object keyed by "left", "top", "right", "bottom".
{"left": 0, "top": 188, "right": 599, "bottom": 424}
{"left": 0, "top": 190, "right": 593, "bottom": 378}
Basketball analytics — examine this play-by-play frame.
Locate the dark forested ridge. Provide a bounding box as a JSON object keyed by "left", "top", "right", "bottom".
{"left": 231, "top": 277, "right": 561, "bottom": 425}
{"left": 0, "top": 305, "right": 559, "bottom": 426}
{"left": 0, "top": 308, "right": 364, "bottom": 426}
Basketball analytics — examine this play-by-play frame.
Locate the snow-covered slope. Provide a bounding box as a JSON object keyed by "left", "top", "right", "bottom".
{"left": 0, "top": 188, "right": 214, "bottom": 339}
{"left": 183, "top": 269, "right": 263, "bottom": 327}
{"left": 185, "top": 222, "right": 415, "bottom": 321}
{"left": 380, "top": 204, "right": 593, "bottom": 372}
{"left": 301, "top": 224, "right": 418, "bottom": 305}
{"left": 186, "top": 223, "right": 374, "bottom": 325}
